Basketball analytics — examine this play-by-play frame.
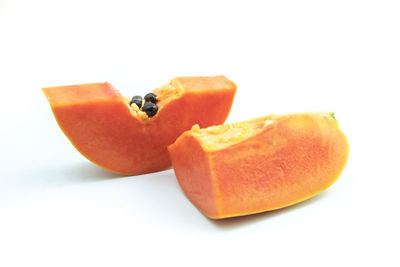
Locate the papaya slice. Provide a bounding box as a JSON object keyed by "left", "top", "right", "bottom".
{"left": 168, "top": 112, "right": 349, "bottom": 219}
{"left": 43, "top": 76, "right": 236, "bottom": 175}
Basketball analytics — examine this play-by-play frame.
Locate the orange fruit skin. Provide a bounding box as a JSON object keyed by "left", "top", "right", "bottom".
{"left": 168, "top": 113, "right": 349, "bottom": 219}
{"left": 43, "top": 76, "right": 236, "bottom": 175}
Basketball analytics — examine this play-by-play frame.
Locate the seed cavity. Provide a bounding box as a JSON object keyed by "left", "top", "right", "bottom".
{"left": 130, "top": 93, "right": 159, "bottom": 117}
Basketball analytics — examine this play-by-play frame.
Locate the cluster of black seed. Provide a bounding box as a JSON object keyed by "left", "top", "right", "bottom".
{"left": 130, "top": 93, "right": 158, "bottom": 117}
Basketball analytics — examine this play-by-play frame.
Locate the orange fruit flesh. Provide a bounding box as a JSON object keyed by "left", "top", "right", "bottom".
{"left": 43, "top": 76, "right": 236, "bottom": 175}
{"left": 168, "top": 112, "right": 349, "bottom": 219}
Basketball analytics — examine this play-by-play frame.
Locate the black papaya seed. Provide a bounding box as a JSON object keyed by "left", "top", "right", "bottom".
{"left": 144, "top": 93, "right": 157, "bottom": 103}
{"left": 130, "top": 95, "right": 143, "bottom": 108}
{"left": 142, "top": 102, "right": 158, "bottom": 117}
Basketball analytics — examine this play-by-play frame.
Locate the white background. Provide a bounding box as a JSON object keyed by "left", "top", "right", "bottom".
{"left": 1, "top": 0, "right": 399, "bottom": 266}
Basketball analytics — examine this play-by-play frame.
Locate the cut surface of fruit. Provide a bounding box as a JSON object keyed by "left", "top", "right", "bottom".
{"left": 168, "top": 112, "right": 349, "bottom": 219}
{"left": 43, "top": 76, "right": 236, "bottom": 175}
